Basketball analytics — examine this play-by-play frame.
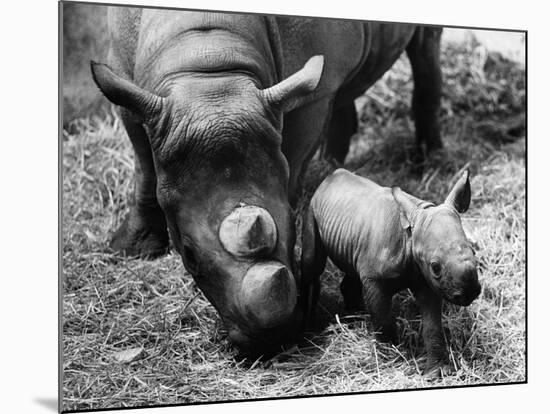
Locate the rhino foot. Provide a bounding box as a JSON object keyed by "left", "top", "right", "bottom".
{"left": 109, "top": 209, "right": 169, "bottom": 260}
{"left": 422, "top": 360, "right": 454, "bottom": 379}
{"left": 375, "top": 323, "right": 398, "bottom": 345}
{"left": 422, "top": 133, "right": 443, "bottom": 154}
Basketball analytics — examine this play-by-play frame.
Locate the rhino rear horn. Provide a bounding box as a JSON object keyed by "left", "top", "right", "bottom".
{"left": 261, "top": 55, "right": 324, "bottom": 113}
{"left": 90, "top": 61, "right": 164, "bottom": 120}
{"left": 219, "top": 205, "right": 277, "bottom": 257}
{"left": 445, "top": 169, "right": 471, "bottom": 213}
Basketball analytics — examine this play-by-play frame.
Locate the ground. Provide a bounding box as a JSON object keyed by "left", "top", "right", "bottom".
{"left": 62, "top": 38, "right": 525, "bottom": 411}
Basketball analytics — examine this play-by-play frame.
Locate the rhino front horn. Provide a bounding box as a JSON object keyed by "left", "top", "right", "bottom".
{"left": 219, "top": 205, "right": 278, "bottom": 257}
{"left": 240, "top": 261, "right": 298, "bottom": 329}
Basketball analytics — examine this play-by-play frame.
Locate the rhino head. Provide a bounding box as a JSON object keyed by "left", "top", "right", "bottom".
{"left": 392, "top": 170, "right": 481, "bottom": 306}
{"left": 91, "top": 56, "right": 324, "bottom": 355}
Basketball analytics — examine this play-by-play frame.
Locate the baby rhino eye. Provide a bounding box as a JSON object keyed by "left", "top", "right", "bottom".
{"left": 430, "top": 261, "right": 442, "bottom": 278}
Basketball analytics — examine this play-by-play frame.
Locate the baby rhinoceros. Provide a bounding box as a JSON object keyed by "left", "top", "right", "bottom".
{"left": 301, "top": 168, "right": 481, "bottom": 377}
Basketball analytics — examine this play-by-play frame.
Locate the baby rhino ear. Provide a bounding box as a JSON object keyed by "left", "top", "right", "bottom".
{"left": 445, "top": 169, "right": 471, "bottom": 213}
{"left": 392, "top": 187, "right": 417, "bottom": 230}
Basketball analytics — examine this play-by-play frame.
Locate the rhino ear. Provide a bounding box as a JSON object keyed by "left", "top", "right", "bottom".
{"left": 392, "top": 187, "right": 417, "bottom": 230}
{"left": 445, "top": 169, "right": 471, "bottom": 213}
{"left": 261, "top": 55, "right": 324, "bottom": 113}
{"left": 90, "top": 61, "right": 163, "bottom": 120}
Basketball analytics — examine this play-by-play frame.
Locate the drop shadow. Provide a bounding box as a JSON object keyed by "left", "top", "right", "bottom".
{"left": 34, "top": 397, "right": 58, "bottom": 412}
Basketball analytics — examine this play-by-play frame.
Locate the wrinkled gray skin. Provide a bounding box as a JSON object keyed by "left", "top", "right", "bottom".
{"left": 91, "top": 7, "right": 443, "bottom": 356}
{"left": 302, "top": 169, "right": 480, "bottom": 376}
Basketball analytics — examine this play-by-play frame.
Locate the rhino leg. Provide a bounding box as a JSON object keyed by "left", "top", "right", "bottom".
{"left": 340, "top": 272, "right": 365, "bottom": 312}
{"left": 413, "top": 286, "right": 453, "bottom": 378}
{"left": 363, "top": 279, "right": 397, "bottom": 344}
{"left": 323, "top": 101, "right": 357, "bottom": 164}
{"left": 406, "top": 27, "right": 443, "bottom": 156}
{"left": 283, "top": 99, "right": 333, "bottom": 206}
{"left": 300, "top": 206, "right": 327, "bottom": 327}
{"left": 109, "top": 109, "right": 169, "bottom": 259}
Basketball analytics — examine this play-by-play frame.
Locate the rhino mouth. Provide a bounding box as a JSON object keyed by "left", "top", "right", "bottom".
{"left": 445, "top": 283, "right": 481, "bottom": 306}
{"left": 226, "top": 316, "right": 302, "bottom": 358}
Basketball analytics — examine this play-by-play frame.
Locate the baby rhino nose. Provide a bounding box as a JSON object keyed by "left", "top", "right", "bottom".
{"left": 467, "top": 277, "right": 481, "bottom": 299}
{"left": 461, "top": 267, "right": 481, "bottom": 304}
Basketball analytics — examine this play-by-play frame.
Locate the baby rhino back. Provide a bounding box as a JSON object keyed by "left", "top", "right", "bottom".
{"left": 311, "top": 169, "right": 400, "bottom": 276}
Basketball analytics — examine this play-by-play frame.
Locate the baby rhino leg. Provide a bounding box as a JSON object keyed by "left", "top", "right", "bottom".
{"left": 414, "top": 287, "right": 453, "bottom": 378}
{"left": 364, "top": 279, "right": 397, "bottom": 344}
{"left": 340, "top": 273, "right": 365, "bottom": 312}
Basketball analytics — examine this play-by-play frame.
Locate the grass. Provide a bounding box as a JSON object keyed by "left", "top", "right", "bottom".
{"left": 62, "top": 3, "right": 108, "bottom": 125}
{"left": 61, "top": 37, "right": 525, "bottom": 412}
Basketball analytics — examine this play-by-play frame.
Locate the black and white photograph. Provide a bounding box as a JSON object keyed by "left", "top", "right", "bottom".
{"left": 60, "top": 1, "right": 526, "bottom": 412}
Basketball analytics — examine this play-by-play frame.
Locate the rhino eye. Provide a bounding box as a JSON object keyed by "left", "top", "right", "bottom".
{"left": 430, "top": 261, "right": 442, "bottom": 278}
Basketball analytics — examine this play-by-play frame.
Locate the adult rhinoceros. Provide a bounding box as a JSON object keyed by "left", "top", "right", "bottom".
{"left": 91, "top": 6, "right": 443, "bottom": 355}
